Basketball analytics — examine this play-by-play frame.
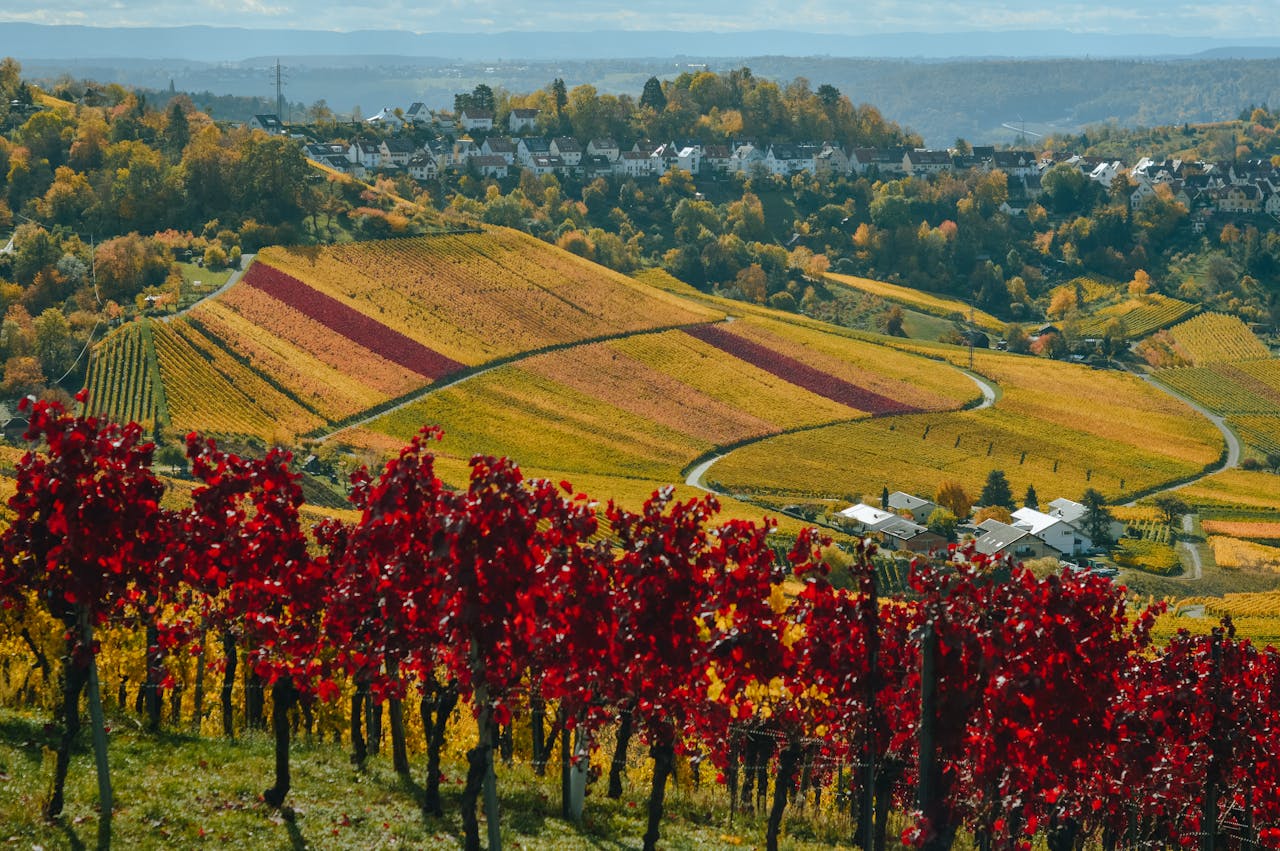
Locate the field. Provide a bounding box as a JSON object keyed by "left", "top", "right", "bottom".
{"left": 86, "top": 230, "right": 723, "bottom": 443}
{"left": 709, "top": 347, "right": 1221, "bottom": 502}
{"left": 1210, "top": 536, "right": 1280, "bottom": 571}
{"left": 1166, "top": 311, "right": 1271, "bottom": 365}
{"left": 84, "top": 321, "right": 158, "bottom": 429}
{"left": 1074, "top": 293, "right": 1197, "bottom": 338}
{"left": 342, "top": 315, "right": 978, "bottom": 491}
{"left": 257, "top": 229, "right": 716, "bottom": 365}
{"left": 823, "top": 272, "right": 1004, "bottom": 331}
{"left": 1180, "top": 470, "right": 1280, "bottom": 513}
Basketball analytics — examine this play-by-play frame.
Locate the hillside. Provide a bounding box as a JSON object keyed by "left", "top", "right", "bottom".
{"left": 86, "top": 228, "right": 718, "bottom": 442}
{"left": 82, "top": 227, "right": 1234, "bottom": 536}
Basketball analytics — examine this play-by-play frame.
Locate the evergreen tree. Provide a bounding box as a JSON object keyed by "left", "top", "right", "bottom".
{"left": 980, "top": 470, "right": 1015, "bottom": 510}
{"left": 640, "top": 76, "right": 667, "bottom": 112}
{"left": 1081, "top": 488, "right": 1115, "bottom": 546}
{"left": 551, "top": 78, "right": 568, "bottom": 114}
{"left": 881, "top": 485, "right": 889, "bottom": 510}
{"left": 1024, "top": 484, "right": 1038, "bottom": 511}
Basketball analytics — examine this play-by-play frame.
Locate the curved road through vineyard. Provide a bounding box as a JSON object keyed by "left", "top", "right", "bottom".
{"left": 685, "top": 366, "right": 998, "bottom": 493}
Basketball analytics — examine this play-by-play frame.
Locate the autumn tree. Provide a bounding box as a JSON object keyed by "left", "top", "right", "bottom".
{"left": 935, "top": 479, "right": 973, "bottom": 519}
{"left": 0, "top": 394, "right": 170, "bottom": 844}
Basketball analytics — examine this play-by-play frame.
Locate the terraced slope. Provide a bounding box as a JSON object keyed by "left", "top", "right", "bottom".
{"left": 87, "top": 229, "right": 721, "bottom": 443}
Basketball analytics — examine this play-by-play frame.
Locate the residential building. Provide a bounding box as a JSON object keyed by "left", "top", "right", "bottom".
{"left": 508, "top": 108, "right": 539, "bottom": 133}
{"left": 248, "top": 114, "right": 284, "bottom": 134}
{"left": 459, "top": 109, "right": 494, "bottom": 132}
{"left": 887, "top": 492, "right": 940, "bottom": 525}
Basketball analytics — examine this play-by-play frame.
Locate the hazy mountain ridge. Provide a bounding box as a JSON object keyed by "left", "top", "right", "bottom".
{"left": 6, "top": 23, "right": 1280, "bottom": 63}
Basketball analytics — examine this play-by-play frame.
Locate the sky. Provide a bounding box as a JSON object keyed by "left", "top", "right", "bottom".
{"left": 0, "top": 0, "right": 1277, "bottom": 36}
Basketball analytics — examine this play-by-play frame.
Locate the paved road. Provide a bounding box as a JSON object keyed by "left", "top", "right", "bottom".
{"left": 684, "top": 454, "right": 725, "bottom": 493}
{"left": 1121, "top": 374, "right": 1241, "bottom": 507}
{"left": 685, "top": 364, "right": 998, "bottom": 494}
{"left": 165, "top": 254, "right": 255, "bottom": 321}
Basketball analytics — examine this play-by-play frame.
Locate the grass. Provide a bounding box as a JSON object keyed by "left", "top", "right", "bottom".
{"left": 0, "top": 709, "right": 880, "bottom": 851}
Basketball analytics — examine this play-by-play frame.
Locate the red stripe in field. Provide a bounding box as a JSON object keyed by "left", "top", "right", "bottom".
{"left": 242, "top": 264, "right": 464, "bottom": 380}
{"left": 683, "top": 324, "right": 918, "bottom": 415}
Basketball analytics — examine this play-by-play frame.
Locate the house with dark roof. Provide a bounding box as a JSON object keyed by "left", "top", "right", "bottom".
{"left": 508, "top": 108, "right": 539, "bottom": 133}
{"left": 248, "top": 114, "right": 284, "bottom": 134}
{"left": 887, "top": 491, "right": 940, "bottom": 524}
{"left": 973, "top": 519, "right": 1062, "bottom": 560}
{"left": 903, "top": 149, "right": 951, "bottom": 176}
{"left": 459, "top": 109, "right": 494, "bottom": 132}
{"left": 405, "top": 102, "right": 429, "bottom": 126}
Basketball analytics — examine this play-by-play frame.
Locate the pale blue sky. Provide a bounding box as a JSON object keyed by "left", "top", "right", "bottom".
{"left": 0, "top": 0, "right": 1275, "bottom": 36}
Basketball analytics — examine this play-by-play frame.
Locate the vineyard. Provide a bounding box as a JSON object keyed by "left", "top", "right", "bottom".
{"left": 151, "top": 320, "right": 325, "bottom": 439}
{"left": 1166, "top": 311, "right": 1271, "bottom": 365}
{"left": 1179, "top": 469, "right": 1280, "bottom": 515}
{"left": 346, "top": 317, "right": 975, "bottom": 487}
{"left": 1202, "top": 519, "right": 1280, "bottom": 539}
{"left": 823, "top": 271, "right": 1004, "bottom": 331}
{"left": 84, "top": 322, "right": 158, "bottom": 429}
{"left": 5, "top": 400, "right": 1280, "bottom": 851}
{"left": 1074, "top": 293, "right": 1197, "bottom": 338}
{"left": 256, "top": 229, "right": 716, "bottom": 364}
{"left": 1210, "top": 536, "right": 1280, "bottom": 571}
{"left": 710, "top": 346, "right": 1222, "bottom": 502}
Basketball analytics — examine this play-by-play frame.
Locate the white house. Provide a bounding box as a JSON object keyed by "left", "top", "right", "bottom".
{"left": 551, "top": 137, "right": 583, "bottom": 166}
{"left": 379, "top": 138, "right": 416, "bottom": 168}
{"left": 528, "top": 154, "right": 564, "bottom": 176}
{"left": 248, "top": 114, "right": 284, "bottom": 134}
{"left": 365, "top": 107, "right": 404, "bottom": 130}
{"left": 1011, "top": 507, "right": 1091, "bottom": 555}
{"left": 508, "top": 108, "right": 539, "bottom": 133}
{"left": 407, "top": 153, "right": 438, "bottom": 181}
{"left": 517, "top": 137, "right": 552, "bottom": 167}
{"left": 887, "top": 492, "right": 940, "bottom": 525}
{"left": 347, "top": 140, "right": 382, "bottom": 169}
{"left": 481, "top": 137, "right": 518, "bottom": 165}
{"left": 702, "top": 144, "right": 733, "bottom": 175}
{"left": 814, "top": 144, "right": 851, "bottom": 178}
{"left": 404, "top": 102, "right": 429, "bottom": 126}
{"left": 459, "top": 109, "right": 494, "bottom": 132}
{"left": 730, "top": 143, "right": 764, "bottom": 174}
{"left": 469, "top": 154, "right": 510, "bottom": 178}
{"left": 1046, "top": 498, "right": 1124, "bottom": 542}
{"left": 974, "top": 519, "right": 1063, "bottom": 560}
{"left": 764, "top": 143, "right": 819, "bottom": 176}
{"left": 836, "top": 503, "right": 899, "bottom": 533}
{"left": 903, "top": 149, "right": 951, "bottom": 177}
{"left": 587, "top": 138, "right": 620, "bottom": 162}
{"left": 614, "top": 150, "right": 652, "bottom": 178}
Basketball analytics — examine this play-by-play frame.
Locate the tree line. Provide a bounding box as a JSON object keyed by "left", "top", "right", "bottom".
{"left": 2, "top": 396, "right": 1278, "bottom": 851}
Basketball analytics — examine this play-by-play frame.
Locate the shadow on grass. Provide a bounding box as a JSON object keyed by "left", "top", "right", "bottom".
{"left": 284, "top": 815, "right": 307, "bottom": 851}
{"left": 59, "top": 820, "right": 87, "bottom": 851}
{"left": 0, "top": 712, "right": 61, "bottom": 764}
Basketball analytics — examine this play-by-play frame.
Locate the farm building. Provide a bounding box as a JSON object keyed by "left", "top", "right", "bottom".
{"left": 973, "top": 519, "right": 1064, "bottom": 560}
{"left": 887, "top": 491, "right": 940, "bottom": 524}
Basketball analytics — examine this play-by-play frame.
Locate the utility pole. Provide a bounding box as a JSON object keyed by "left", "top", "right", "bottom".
{"left": 274, "top": 59, "right": 285, "bottom": 123}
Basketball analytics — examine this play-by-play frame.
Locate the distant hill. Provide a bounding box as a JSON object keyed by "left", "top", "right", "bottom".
{"left": 5, "top": 23, "right": 1280, "bottom": 63}
{"left": 15, "top": 27, "right": 1280, "bottom": 144}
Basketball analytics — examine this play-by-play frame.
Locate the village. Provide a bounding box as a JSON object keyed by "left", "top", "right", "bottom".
{"left": 836, "top": 488, "right": 1124, "bottom": 574}
{"left": 243, "top": 104, "right": 1280, "bottom": 227}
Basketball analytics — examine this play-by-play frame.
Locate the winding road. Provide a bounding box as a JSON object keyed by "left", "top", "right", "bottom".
{"left": 1122, "top": 373, "right": 1241, "bottom": 507}
{"left": 683, "top": 366, "right": 1000, "bottom": 494}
